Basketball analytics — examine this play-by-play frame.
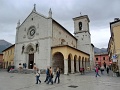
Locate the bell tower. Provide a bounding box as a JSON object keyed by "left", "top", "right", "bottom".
{"left": 73, "top": 15, "right": 90, "bottom": 34}
{"left": 73, "top": 15, "right": 91, "bottom": 54}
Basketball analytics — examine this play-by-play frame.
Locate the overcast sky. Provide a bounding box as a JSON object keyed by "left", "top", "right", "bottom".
{"left": 0, "top": 0, "right": 120, "bottom": 48}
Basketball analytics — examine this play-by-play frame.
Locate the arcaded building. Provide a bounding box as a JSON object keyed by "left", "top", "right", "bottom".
{"left": 14, "top": 5, "right": 94, "bottom": 74}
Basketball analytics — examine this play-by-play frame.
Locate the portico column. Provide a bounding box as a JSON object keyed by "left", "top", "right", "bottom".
{"left": 88, "top": 61, "right": 90, "bottom": 69}
{"left": 64, "top": 59, "right": 68, "bottom": 74}
{"left": 76, "top": 60, "right": 79, "bottom": 72}
{"left": 71, "top": 60, "right": 74, "bottom": 73}
{"left": 86, "top": 61, "right": 88, "bottom": 71}
{"left": 80, "top": 60, "right": 82, "bottom": 68}
{"left": 84, "top": 61, "right": 86, "bottom": 70}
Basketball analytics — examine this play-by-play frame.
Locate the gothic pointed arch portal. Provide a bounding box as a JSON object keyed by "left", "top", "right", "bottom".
{"left": 52, "top": 52, "right": 64, "bottom": 73}
{"left": 25, "top": 43, "right": 36, "bottom": 69}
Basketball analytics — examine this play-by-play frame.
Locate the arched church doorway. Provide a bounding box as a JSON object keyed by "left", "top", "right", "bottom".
{"left": 28, "top": 54, "right": 34, "bottom": 69}
{"left": 68, "top": 54, "right": 71, "bottom": 73}
{"left": 52, "top": 52, "right": 64, "bottom": 73}
{"left": 25, "top": 44, "right": 35, "bottom": 69}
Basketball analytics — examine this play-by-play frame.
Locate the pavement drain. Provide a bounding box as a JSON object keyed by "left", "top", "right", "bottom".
{"left": 68, "top": 85, "right": 78, "bottom": 88}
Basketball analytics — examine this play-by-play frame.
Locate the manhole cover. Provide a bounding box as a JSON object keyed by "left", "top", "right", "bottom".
{"left": 68, "top": 85, "right": 78, "bottom": 88}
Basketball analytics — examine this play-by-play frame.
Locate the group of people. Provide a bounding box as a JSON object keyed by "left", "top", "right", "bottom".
{"left": 35, "top": 67, "right": 60, "bottom": 85}
{"left": 95, "top": 65, "right": 110, "bottom": 77}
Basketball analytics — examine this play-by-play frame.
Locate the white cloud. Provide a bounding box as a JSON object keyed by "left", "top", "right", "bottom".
{"left": 91, "top": 28, "right": 110, "bottom": 48}
{"left": 0, "top": 0, "right": 120, "bottom": 48}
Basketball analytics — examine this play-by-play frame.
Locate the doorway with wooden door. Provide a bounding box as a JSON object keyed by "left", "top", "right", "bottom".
{"left": 28, "top": 54, "right": 34, "bottom": 69}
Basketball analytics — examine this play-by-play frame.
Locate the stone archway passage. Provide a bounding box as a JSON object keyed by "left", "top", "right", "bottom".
{"left": 28, "top": 54, "right": 34, "bottom": 69}
{"left": 52, "top": 52, "right": 64, "bottom": 73}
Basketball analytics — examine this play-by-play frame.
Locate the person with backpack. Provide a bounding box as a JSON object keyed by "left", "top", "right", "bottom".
{"left": 47, "top": 67, "right": 53, "bottom": 84}
{"left": 35, "top": 68, "right": 41, "bottom": 84}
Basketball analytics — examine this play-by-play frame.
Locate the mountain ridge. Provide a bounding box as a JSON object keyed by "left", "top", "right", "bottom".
{"left": 0, "top": 40, "right": 107, "bottom": 54}
{"left": 0, "top": 40, "right": 12, "bottom": 53}
{"left": 94, "top": 47, "right": 107, "bottom": 54}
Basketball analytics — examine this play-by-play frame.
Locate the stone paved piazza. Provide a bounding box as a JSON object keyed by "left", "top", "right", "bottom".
{"left": 0, "top": 70, "right": 120, "bottom": 90}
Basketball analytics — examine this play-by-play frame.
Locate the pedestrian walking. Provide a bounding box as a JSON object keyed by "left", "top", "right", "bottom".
{"left": 95, "top": 66, "right": 101, "bottom": 77}
{"left": 44, "top": 67, "right": 50, "bottom": 82}
{"left": 104, "top": 62, "right": 106, "bottom": 69}
{"left": 24, "top": 63, "right": 27, "bottom": 69}
{"left": 54, "top": 67, "right": 60, "bottom": 84}
{"left": 47, "top": 67, "right": 53, "bottom": 84}
{"left": 100, "top": 66, "right": 104, "bottom": 75}
{"left": 106, "top": 66, "right": 109, "bottom": 75}
{"left": 35, "top": 68, "right": 41, "bottom": 84}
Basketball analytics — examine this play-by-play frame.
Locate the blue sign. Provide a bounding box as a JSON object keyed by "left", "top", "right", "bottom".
{"left": 112, "top": 55, "right": 117, "bottom": 59}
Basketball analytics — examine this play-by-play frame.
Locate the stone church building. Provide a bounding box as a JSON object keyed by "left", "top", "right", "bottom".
{"left": 14, "top": 5, "right": 94, "bottom": 74}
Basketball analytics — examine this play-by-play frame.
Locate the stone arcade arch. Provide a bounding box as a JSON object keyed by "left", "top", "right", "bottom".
{"left": 68, "top": 54, "right": 72, "bottom": 73}
{"left": 52, "top": 52, "right": 64, "bottom": 73}
{"left": 51, "top": 45, "right": 89, "bottom": 74}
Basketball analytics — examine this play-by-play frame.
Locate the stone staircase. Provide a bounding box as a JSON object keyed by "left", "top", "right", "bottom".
{"left": 9, "top": 69, "right": 36, "bottom": 74}
{"left": 9, "top": 68, "right": 46, "bottom": 74}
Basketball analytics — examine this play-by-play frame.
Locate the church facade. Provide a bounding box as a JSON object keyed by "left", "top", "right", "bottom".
{"left": 14, "top": 6, "right": 94, "bottom": 74}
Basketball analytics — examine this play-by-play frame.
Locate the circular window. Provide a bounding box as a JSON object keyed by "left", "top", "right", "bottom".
{"left": 27, "top": 26, "right": 36, "bottom": 39}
